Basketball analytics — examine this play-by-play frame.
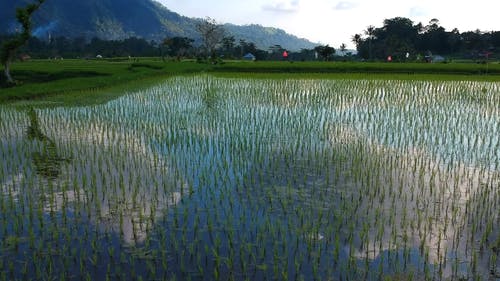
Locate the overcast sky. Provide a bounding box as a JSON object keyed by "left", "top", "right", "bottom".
{"left": 158, "top": 0, "right": 499, "bottom": 49}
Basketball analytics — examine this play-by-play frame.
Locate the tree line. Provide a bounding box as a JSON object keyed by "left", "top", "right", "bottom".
{"left": 5, "top": 16, "right": 497, "bottom": 64}
{"left": 0, "top": 33, "right": 320, "bottom": 61}
{"left": 2, "top": 1, "right": 500, "bottom": 84}
{"left": 352, "top": 17, "right": 500, "bottom": 61}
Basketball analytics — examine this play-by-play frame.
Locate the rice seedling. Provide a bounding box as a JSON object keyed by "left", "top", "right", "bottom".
{"left": 0, "top": 75, "right": 499, "bottom": 280}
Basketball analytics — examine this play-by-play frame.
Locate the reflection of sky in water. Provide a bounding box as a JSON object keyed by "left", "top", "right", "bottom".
{"left": 0, "top": 107, "right": 183, "bottom": 245}
{"left": 346, "top": 103, "right": 500, "bottom": 171}
{"left": 1, "top": 77, "right": 499, "bottom": 279}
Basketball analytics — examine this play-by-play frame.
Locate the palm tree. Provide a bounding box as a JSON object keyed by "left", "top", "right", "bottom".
{"left": 339, "top": 43, "right": 347, "bottom": 56}
{"left": 351, "top": 34, "right": 362, "bottom": 50}
{"left": 364, "top": 25, "right": 376, "bottom": 60}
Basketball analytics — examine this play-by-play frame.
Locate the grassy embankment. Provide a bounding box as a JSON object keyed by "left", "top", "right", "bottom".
{"left": 1, "top": 58, "right": 500, "bottom": 105}
{"left": 215, "top": 60, "right": 500, "bottom": 79}
{"left": 0, "top": 59, "right": 210, "bottom": 105}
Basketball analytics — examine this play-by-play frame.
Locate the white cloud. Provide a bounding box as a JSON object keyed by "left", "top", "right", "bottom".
{"left": 262, "top": 1, "right": 300, "bottom": 13}
{"left": 409, "top": 6, "right": 427, "bottom": 17}
{"left": 334, "top": 1, "right": 357, "bottom": 10}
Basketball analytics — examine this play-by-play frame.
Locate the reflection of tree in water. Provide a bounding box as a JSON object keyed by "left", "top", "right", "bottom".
{"left": 27, "top": 108, "right": 69, "bottom": 179}
{"left": 201, "top": 78, "right": 220, "bottom": 115}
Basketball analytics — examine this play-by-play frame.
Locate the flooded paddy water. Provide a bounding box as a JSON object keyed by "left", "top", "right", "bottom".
{"left": 0, "top": 76, "right": 499, "bottom": 280}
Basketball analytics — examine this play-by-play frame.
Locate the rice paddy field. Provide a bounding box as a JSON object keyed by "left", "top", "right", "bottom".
{"left": 1, "top": 75, "right": 499, "bottom": 281}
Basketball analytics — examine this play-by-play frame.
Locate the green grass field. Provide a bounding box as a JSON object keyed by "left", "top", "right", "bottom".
{"left": 1, "top": 58, "right": 499, "bottom": 104}
{"left": 215, "top": 60, "right": 500, "bottom": 75}
{"left": 0, "top": 59, "right": 211, "bottom": 104}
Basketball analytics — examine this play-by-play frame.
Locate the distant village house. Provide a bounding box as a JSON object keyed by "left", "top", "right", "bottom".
{"left": 19, "top": 54, "right": 31, "bottom": 61}
{"left": 243, "top": 53, "right": 256, "bottom": 61}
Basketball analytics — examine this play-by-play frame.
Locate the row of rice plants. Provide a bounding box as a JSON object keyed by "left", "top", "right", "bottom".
{"left": 0, "top": 75, "right": 498, "bottom": 280}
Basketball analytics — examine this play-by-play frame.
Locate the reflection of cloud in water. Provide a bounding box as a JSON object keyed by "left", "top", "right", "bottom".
{"left": 326, "top": 124, "right": 359, "bottom": 144}
{"left": 339, "top": 127, "right": 499, "bottom": 276}
{"left": 0, "top": 174, "right": 23, "bottom": 200}
{"left": 1, "top": 112, "right": 185, "bottom": 245}
{"left": 51, "top": 122, "right": 185, "bottom": 245}
{"left": 2, "top": 78, "right": 499, "bottom": 279}
{"left": 264, "top": 121, "right": 498, "bottom": 278}
{"left": 45, "top": 189, "right": 181, "bottom": 244}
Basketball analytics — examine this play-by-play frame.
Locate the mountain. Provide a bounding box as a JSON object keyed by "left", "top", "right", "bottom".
{"left": 223, "top": 24, "right": 316, "bottom": 51}
{"left": 0, "top": 0, "right": 317, "bottom": 51}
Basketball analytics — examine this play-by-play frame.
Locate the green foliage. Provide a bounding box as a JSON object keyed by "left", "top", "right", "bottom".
{"left": 353, "top": 17, "right": 500, "bottom": 61}
{"left": 196, "top": 17, "right": 225, "bottom": 61}
{"left": 162, "top": 37, "right": 194, "bottom": 58}
{"left": 314, "top": 45, "right": 336, "bottom": 61}
{"left": 1, "top": 0, "right": 45, "bottom": 63}
{"left": 1, "top": 0, "right": 45, "bottom": 82}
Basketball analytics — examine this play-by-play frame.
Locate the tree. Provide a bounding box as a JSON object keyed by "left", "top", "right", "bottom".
{"left": 352, "top": 17, "right": 421, "bottom": 60}
{"left": 268, "top": 44, "right": 285, "bottom": 60}
{"left": 1, "top": 0, "right": 45, "bottom": 84}
{"left": 352, "top": 34, "right": 362, "bottom": 50}
{"left": 196, "top": 17, "right": 225, "bottom": 62}
{"left": 461, "top": 30, "right": 487, "bottom": 53}
{"left": 314, "top": 45, "right": 335, "bottom": 61}
{"left": 339, "top": 43, "right": 347, "bottom": 55}
{"left": 381, "top": 18, "right": 419, "bottom": 58}
{"left": 162, "top": 37, "right": 194, "bottom": 59}
{"left": 364, "top": 25, "right": 376, "bottom": 60}
{"left": 221, "top": 36, "right": 236, "bottom": 58}
{"left": 239, "top": 40, "right": 267, "bottom": 60}
{"left": 420, "top": 19, "right": 449, "bottom": 54}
